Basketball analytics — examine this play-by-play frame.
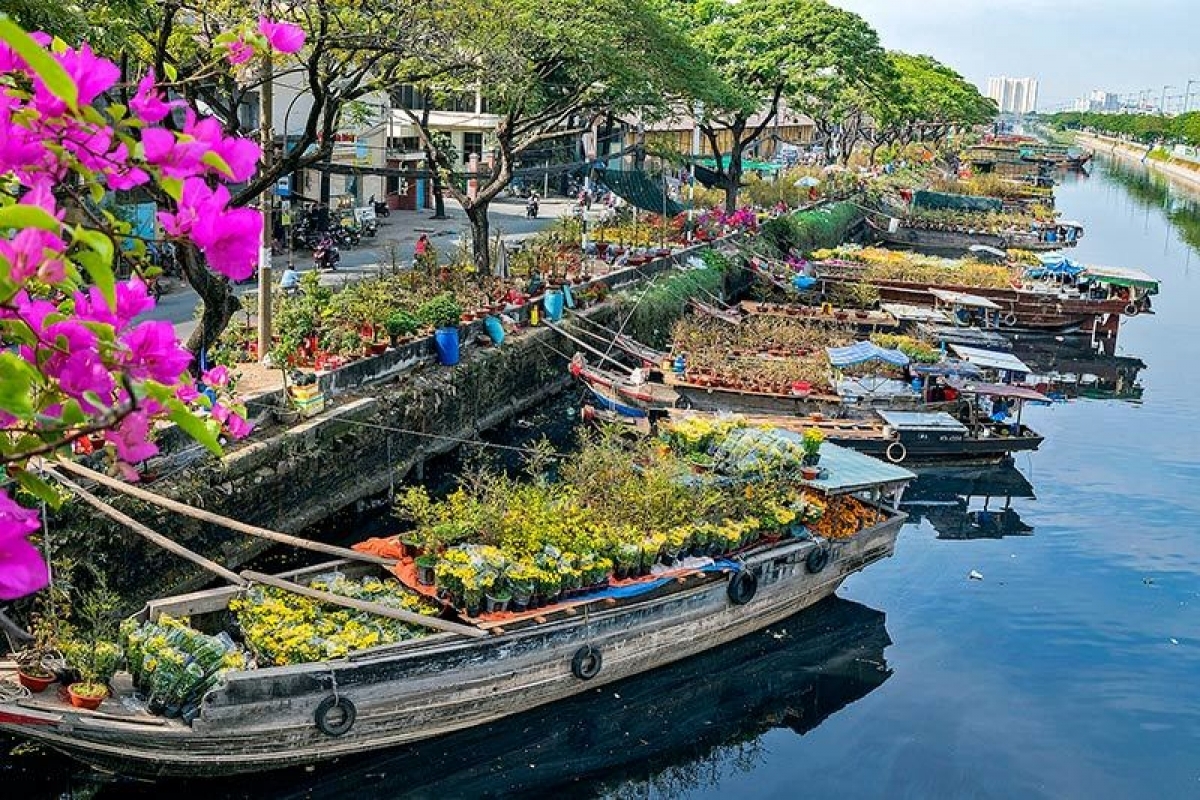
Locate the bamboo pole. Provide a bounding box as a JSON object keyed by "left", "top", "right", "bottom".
{"left": 51, "top": 458, "right": 397, "bottom": 568}
{"left": 540, "top": 320, "right": 634, "bottom": 374}
{"left": 44, "top": 467, "right": 247, "bottom": 587}
{"left": 240, "top": 571, "right": 488, "bottom": 639}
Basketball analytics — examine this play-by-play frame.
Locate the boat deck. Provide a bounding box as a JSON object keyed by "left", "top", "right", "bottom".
{"left": 0, "top": 664, "right": 183, "bottom": 730}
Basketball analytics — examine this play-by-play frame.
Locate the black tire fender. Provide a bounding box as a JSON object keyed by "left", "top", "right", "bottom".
{"left": 314, "top": 695, "right": 356, "bottom": 737}
{"left": 727, "top": 569, "right": 758, "bottom": 605}
{"left": 571, "top": 645, "right": 603, "bottom": 680}
{"left": 806, "top": 545, "right": 830, "bottom": 574}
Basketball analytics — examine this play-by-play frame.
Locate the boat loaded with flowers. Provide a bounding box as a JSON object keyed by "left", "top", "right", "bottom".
{"left": 0, "top": 428, "right": 912, "bottom": 777}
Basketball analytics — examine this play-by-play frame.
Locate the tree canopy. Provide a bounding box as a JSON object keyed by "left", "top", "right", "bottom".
{"left": 1044, "top": 110, "right": 1200, "bottom": 146}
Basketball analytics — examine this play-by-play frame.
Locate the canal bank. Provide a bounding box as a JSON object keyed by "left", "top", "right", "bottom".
{"left": 1074, "top": 131, "right": 1200, "bottom": 193}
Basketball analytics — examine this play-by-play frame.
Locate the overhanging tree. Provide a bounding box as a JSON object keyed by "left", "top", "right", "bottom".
{"left": 396, "top": 0, "right": 715, "bottom": 273}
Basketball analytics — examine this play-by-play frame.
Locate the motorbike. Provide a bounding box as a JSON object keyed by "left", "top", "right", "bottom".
{"left": 313, "top": 236, "right": 340, "bottom": 271}
{"left": 361, "top": 216, "right": 378, "bottom": 237}
{"left": 331, "top": 223, "right": 360, "bottom": 249}
{"left": 526, "top": 198, "right": 539, "bottom": 218}
{"left": 371, "top": 197, "right": 390, "bottom": 218}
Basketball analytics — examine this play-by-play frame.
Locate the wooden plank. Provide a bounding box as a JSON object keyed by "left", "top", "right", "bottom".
{"left": 44, "top": 466, "right": 246, "bottom": 586}
{"left": 51, "top": 458, "right": 397, "bottom": 568}
{"left": 240, "top": 570, "right": 488, "bottom": 639}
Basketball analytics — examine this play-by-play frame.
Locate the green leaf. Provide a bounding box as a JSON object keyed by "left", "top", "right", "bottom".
{"left": 167, "top": 398, "right": 224, "bottom": 456}
{"left": 0, "top": 204, "right": 60, "bottom": 232}
{"left": 159, "top": 177, "right": 183, "bottom": 202}
{"left": 201, "top": 150, "right": 235, "bottom": 180}
{"left": 162, "top": 62, "right": 177, "bottom": 82}
{"left": 0, "top": 352, "right": 38, "bottom": 419}
{"left": 0, "top": 18, "right": 78, "bottom": 111}
{"left": 74, "top": 227, "right": 116, "bottom": 306}
{"left": 16, "top": 470, "right": 65, "bottom": 510}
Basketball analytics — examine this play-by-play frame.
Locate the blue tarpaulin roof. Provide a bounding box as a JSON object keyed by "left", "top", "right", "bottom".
{"left": 826, "top": 341, "right": 910, "bottom": 369}
{"left": 1026, "top": 254, "right": 1085, "bottom": 279}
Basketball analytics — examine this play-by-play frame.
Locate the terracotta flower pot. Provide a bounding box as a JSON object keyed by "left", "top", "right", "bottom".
{"left": 17, "top": 669, "right": 54, "bottom": 693}
{"left": 67, "top": 683, "right": 107, "bottom": 710}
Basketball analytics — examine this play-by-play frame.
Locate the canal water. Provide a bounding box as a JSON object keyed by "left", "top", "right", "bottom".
{"left": 4, "top": 157, "right": 1198, "bottom": 798}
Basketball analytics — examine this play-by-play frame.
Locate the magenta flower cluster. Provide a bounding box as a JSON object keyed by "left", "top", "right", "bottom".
{"left": 0, "top": 20, "right": 300, "bottom": 599}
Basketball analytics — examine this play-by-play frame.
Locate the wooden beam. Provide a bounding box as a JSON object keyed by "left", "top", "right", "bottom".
{"left": 51, "top": 459, "right": 397, "bottom": 568}
{"left": 240, "top": 571, "right": 488, "bottom": 639}
{"left": 44, "top": 467, "right": 247, "bottom": 587}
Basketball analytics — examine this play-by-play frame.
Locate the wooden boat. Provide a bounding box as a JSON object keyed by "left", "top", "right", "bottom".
{"left": 569, "top": 354, "right": 679, "bottom": 417}
{"left": 0, "top": 455, "right": 913, "bottom": 777}
{"left": 867, "top": 217, "right": 1082, "bottom": 255}
{"left": 813, "top": 261, "right": 1148, "bottom": 335}
{"left": 187, "top": 597, "right": 891, "bottom": 799}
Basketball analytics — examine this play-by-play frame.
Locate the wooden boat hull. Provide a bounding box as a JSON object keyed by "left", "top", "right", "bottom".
{"left": 870, "top": 225, "right": 1075, "bottom": 255}
{"left": 832, "top": 428, "right": 1043, "bottom": 465}
{"left": 816, "top": 272, "right": 1129, "bottom": 334}
{"left": 0, "top": 519, "right": 903, "bottom": 777}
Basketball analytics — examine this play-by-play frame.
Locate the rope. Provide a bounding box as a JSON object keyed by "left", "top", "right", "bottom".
{"left": 0, "top": 679, "right": 31, "bottom": 702}
{"left": 241, "top": 398, "right": 566, "bottom": 459}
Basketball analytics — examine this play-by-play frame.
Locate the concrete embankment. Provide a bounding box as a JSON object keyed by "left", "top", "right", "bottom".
{"left": 1075, "top": 132, "right": 1200, "bottom": 194}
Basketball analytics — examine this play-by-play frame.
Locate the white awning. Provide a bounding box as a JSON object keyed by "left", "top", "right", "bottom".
{"left": 929, "top": 289, "right": 1002, "bottom": 310}
{"left": 949, "top": 344, "right": 1032, "bottom": 374}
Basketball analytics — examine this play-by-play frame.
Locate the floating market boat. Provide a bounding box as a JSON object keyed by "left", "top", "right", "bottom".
{"left": 866, "top": 216, "right": 1083, "bottom": 254}
{"left": 812, "top": 249, "right": 1158, "bottom": 336}
{"left": 0, "top": 440, "right": 913, "bottom": 778}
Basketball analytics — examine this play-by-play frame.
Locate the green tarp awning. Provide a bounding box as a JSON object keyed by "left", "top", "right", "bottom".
{"left": 600, "top": 168, "right": 686, "bottom": 216}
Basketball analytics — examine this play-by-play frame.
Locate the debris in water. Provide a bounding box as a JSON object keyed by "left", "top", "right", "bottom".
{"left": 1170, "top": 638, "right": 1180, "bottom": 645}
{"left": 968, "top": 570, "right": 984, "bottom": 581}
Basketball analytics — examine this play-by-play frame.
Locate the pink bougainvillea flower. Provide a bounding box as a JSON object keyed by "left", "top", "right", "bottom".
{"left": 119, "top": 321, "right": 192, "bottom": 384}
{"left": 194, "top": 205, "right": 262, "bottom": 280}
{"left": 0, "top": 490, "right": 48, "bottom": 600}
{"left": 258, "top": 18, "right": 306, "bottom": 53}
{"left": 31, "top": 42, "right": 120, "bottom": 115}
{"left": 175, "top": 382, "right": 201, "bottom": 404}
{"left": 141, "top": 127, "right": 208, "bottom": 179}
{"left": 211, "top": 403, "right": 254, "bottom": 439}
{"left": 0, "top": 228, "right": 66, "bottom": 283}
{"left": 224, "top": 37, "right": 254, "bottom": 66}
{"left": 201, "top": 365, "right": 231, "bottom": 388}
{"left": 105, "top": 409, "right": 159, "bottom": 464}
{"left": 185, "top": 115, "right": 260, "bottom": 182}
{"left": 129, "top": 70, "right": 176, "bottom": 124}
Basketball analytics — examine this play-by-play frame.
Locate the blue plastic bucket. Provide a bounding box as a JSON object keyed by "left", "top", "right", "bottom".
{"left": 484, "top": 315, "right": 505, "bottom": 345}
{"left": 434, "top": 326, "right": 460, "bottom": 366}
{"left": 544, "top": 289, "right": 565, "bottom": 321}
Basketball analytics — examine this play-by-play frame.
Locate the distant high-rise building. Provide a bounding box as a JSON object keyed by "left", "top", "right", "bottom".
{"left": 1089, "top": 90, "right": 1120, "bottom": 113}
{"left": 986, "top": 76, "right": 1039, "bottom": 114}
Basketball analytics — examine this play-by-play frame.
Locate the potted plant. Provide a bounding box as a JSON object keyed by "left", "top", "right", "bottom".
{"left": 61, "top": 579, "right": 122, "bottom": 710}
{"left": 414, "top": 553, "right": 438, "bottom": 586}
{"left": 385, "top": 310, "right": 421, "bottom": 348}
{"left": 418, "top": 293, "right": 463, "bottom": 366}
{"left": 802, "top": 427, "right": 825, "bottom": 466}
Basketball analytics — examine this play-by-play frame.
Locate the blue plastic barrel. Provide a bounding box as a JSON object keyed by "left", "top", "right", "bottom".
{"left": 544, "top": 289, "right": 565, "bottom": 321}
{"left": 484, "top": 315, "right": 505, "bottom": 345}
{"left": 434, "top": 326, "right": 460, "bottom": 366}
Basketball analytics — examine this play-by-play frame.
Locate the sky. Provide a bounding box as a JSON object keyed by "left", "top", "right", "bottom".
{"left": 830, "top": 0, "right": 1199, "bottom": 112}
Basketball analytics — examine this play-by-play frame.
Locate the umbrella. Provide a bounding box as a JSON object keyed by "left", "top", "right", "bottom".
{"left": 794, "top": 176, "right": 820, "bottom": 188}
{"left": 822, "top": 164, "right": 846, "bottom": 174}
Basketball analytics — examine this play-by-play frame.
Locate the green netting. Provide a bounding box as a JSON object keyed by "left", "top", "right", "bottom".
{"left": 913, "top": 190, "right": 1003, "bottom": 213}
{"left": 602, "top": 169, "right": 686, "bottom": 216}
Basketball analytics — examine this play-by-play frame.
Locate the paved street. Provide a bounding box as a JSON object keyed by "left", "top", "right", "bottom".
{"left": 156, "top": 196, "right": 575, "bottom": 340}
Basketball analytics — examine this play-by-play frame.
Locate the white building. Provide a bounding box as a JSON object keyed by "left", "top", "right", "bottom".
{"left": 986, "top": 76, "right": 1039, "bottom": 115}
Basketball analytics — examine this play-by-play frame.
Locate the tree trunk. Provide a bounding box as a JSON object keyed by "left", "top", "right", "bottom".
{"left": 427, "top": 157, "right": 447, "bottom": 219}
{"left": 723, "top": 150, "right": 743, "bottom": 215}
{"left": 180, "top": 244, "right": 241, "bottom": 365}
{"left": 465, "top": 201, "right": 491, "bottom": 274}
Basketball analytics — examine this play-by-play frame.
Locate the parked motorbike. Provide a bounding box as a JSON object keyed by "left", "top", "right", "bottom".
{"left": 361, "top": 216, "right": 378, "bottom": 237}
{"left": 313, "top": 236, "right": 340, "bottom": 271}
{"left": 331, "top": 223, "right": 360, "bottom": 249}
{"left": 526, "top": 197, "right": 540, "bottom": 218}
{"left": 371, "top": 197, "right": 390, "bottom": 217}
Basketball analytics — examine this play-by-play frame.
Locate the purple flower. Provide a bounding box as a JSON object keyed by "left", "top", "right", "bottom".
{"left": 129, "top": 70, "right": 176, "bottom": 124}
{"left": 119, "top": 321, "right": 192, "bottom": 384}
{"left": 201, "top": 365, "right": 231, "bottom": 388}
{"left": 185, "top": 116, "right": 260, "bottom": 182}
{"left": 258, "top": 18, "right": 306, "bottom": 53}
{"left": 224, "top": 37, "right": 254, "bottom": 66}
{"left": 141, "top": 127, "right": 208, "bottom": 179}
{"left": 105, "top": 409, "right": 159, "bottom": 463}
{"left": 0, "top": 490, "right": 48, "bottom": 600}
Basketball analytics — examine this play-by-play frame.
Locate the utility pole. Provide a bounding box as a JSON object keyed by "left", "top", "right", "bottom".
{"left": 257, "top": 11, "right": 274, "bottom": 364}
{"left": 1160, "top": 85, "right": 1173, "bottom": 116}
{"left": 1185, "top": 79, "right": 1199, "bottom": 114}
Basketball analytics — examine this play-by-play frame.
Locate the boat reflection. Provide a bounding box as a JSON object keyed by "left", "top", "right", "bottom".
{"left": 902, "top": 463, "right": 1035, "bottom": 539}
{"left": 1009, "top": 338, "right": 1145, "bottom": 401}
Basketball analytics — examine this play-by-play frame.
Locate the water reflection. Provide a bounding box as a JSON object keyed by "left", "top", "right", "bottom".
{"left": 1090, "top": 156, "right": 1200, "bottom": 254}
{"left": 1009, "top": 338, "right": 1145, "bottom": 402}
{"left": 2, "top": 598, "right": 891, "bottom": 800}
{"left": 902, "top": 463, "right": 1035, "bottom": 540}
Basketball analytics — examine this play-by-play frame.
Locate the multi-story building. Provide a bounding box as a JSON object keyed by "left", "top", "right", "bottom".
{"left": 986, "top": 77, "right": 1039, "bottom": 115}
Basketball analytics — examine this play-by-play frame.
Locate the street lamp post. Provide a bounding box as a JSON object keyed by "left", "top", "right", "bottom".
{"left": 1185, "top": 79, "right": 1199, "bottom": 114}
{"left": 1160, "top": 85, "right": 1174, "bottom": 115}
{"left": 688, "top": 102, "right": 703, "bottom": 243}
